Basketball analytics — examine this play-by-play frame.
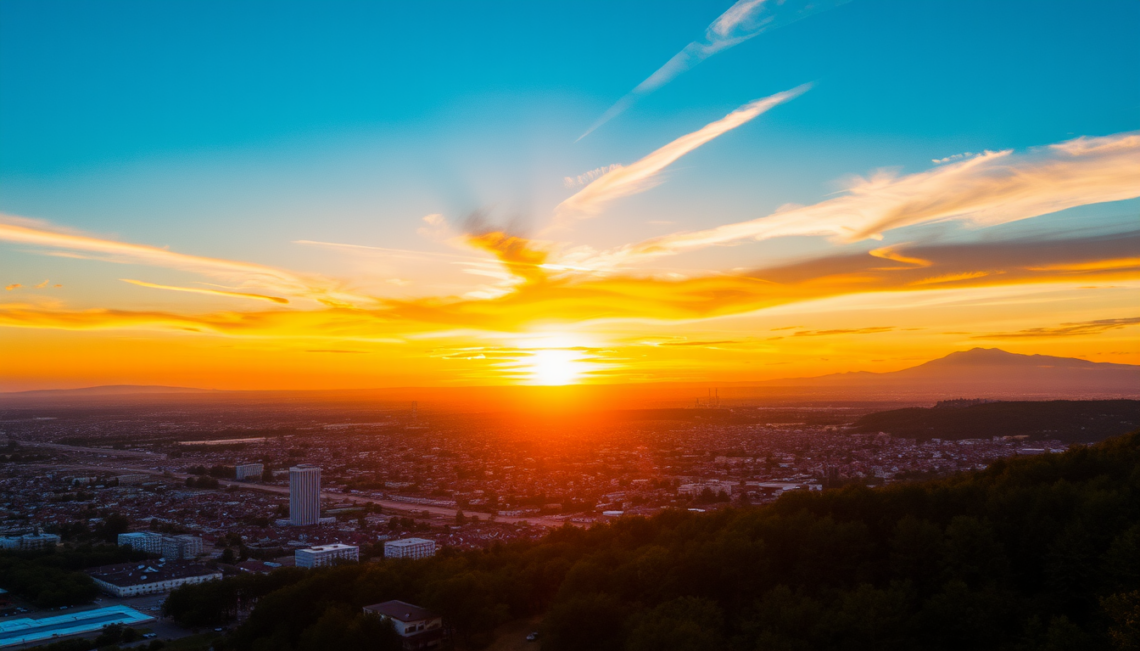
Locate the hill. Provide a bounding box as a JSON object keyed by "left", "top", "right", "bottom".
{"left": 853, "top": 399, "right": 1140, "bottom": 442}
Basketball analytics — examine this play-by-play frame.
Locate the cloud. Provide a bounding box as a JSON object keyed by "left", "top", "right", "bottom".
{"left": 868, "top": 244, "right": 932, "bottom": 268}
{"left": 5, "top": 284, "right": 20, "bottom": 291}
{"left": 2, "top": 230, "right": 1137, "bottom": 340}
{"left": 932, "top": 152, "right": 975, "bottom": 164}
{"left": 793, "top": 327, "right": 893, "bottom": 337}
{"left": 610, "top": 131, "right": 1140, "bottom": 263}
{"left": 973, "top": 317, "right": 1140, "bottom": 339}
{"left": 463, "top": 231, "right": 550, "bottom": 285}
{"left": 0, "top": 216, "right": 369, "bottom": 307}
{"left": 579, "top": 0, "right": 847, "bottom": 139}
{"left": 558, "top": 86, "right": 809, "bottom": 222}
{"left": 658, "top": 339, "right": 743, "bottom": 347}
{"left": 34, "top": 280, "right": 50, "bottom": 289}
{"left": 564, "top": 164, "right": 623, "bottom": 188}
{"left": 1027, "top": 257, "right": 1140, "bottom": 273}
{"left": 121, "top": 279, "right": 290, "bottom": 304}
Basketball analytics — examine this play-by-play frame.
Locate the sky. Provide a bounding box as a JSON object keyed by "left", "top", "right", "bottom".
{"left": 1, "top": 0, "right": 1138, "bottom": 391}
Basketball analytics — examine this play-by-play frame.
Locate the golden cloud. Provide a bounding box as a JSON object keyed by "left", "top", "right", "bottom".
{"left": 603, "top": 131, "right": 1140, "bottom": 264}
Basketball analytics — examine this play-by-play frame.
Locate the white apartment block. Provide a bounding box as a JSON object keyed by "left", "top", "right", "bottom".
{"left": 118, "top": 532, "right": 163, "bottom": 554}
{"left": 296, "top": 543, "right": 359, "bottom": 568}
{"left": 235, "top": 463, "right": 263, "bottom": 481}
{"left": 384, "top": 537, "right": 436, "bottom": 560}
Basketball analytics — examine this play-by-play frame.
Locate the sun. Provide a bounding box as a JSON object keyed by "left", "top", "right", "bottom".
{"left": 524, "top": 349, "right": 590, "bottom": 386}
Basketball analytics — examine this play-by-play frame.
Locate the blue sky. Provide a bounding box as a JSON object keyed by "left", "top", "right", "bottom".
{"left": 1, "top": 0, "right": 1137, "bottom": 389}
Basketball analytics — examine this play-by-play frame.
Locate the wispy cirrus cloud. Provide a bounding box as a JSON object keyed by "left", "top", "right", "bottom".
{"left": 793, "top": 326, "right": 894, "bottom": 337}
{"left": 607, "top": 131, "right": 1140, "bottom": 264}
{"left": 564, "top": 164, "right": 623, "bottom": 189}
{"left": 579, "top": 0, "right": 846, "bottom": 139}
{"left": 0, "top": 216, "right": 369, "bottom": 307}
{"left": 557, "top": 85, "right": 809, "bottom": 223}
{"left": 120, "top": 279, "right": 290, "bottom": 304}
{"left": 973, "top": 317, "right": 1140, "bottom": 339}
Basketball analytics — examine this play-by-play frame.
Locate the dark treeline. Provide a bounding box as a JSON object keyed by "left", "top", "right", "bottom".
{"left": 166, "top": 431, "right": 1140, "bottom": 651}
{"left": 0, "top": 545, "right": 147, "bottom": 608}
{"left": 855, "top": 400, "right": 1140, "bottom": 442}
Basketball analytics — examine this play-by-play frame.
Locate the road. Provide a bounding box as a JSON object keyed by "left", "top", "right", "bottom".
{"left": 27, "top": 452, "right": 573, "bottom": 529}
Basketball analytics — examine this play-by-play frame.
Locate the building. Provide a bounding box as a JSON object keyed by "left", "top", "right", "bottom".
{"left": 384, "top": 538, "right": 436, "bottom": 560}
{"left": 677, "top": 481, "right": 737, "bottom": 497}
{"left": 295, "top": 543, "right": 359, "bottom": 568}
{"left": 86, "top": 561, "right": 221, "bottom": 597}
{"left": 0, "top": 532, "right": 60, "bottom": 551}
{"left": 113, "top": 474, "right": 148, "bottom": 486}
{"left": 161, "top": 534, "right": 203, "bottom": 560}
{"left": 235, "top": 463, "right": 264, "bottom": 481}
{"left": 289, "top": 465, "right": 321, "bottom": 526}
{"left": 363, "top": 600, "right": 443, "bottom": 650}
{"left": 0, "top": 606, "right": 153, "bottom": 648}
{"left": 118, "top": 531, "right": 163, "bottom": 554}
{"left": 235, "top": 559, "right": 280, "bottom": 575}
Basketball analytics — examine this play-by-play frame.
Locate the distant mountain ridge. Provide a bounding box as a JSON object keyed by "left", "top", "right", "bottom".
{"left": 1, "top": 349, "right": 1135, "bottom": 405}
{"left": 755, "top": 347, "right": 1139, "bottom": 399}
{"left": 4, "top": 384, "right": 209, "bottom": 396}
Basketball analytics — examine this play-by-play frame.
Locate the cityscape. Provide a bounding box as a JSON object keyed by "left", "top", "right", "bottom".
{"left": 1, "top": 0, "right": 1138, "bottom": 649}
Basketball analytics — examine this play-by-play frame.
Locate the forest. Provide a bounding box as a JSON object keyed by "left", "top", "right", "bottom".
{"left": 854, "top": 400, "right": 1140, "bottom": 442}
{"left": 163, "top": 430, "right": 1140, "bottom": 651}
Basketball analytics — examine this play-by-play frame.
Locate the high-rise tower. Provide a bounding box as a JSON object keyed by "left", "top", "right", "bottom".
{"left": 289, "top": 464, "right": 321, "bottom": 526}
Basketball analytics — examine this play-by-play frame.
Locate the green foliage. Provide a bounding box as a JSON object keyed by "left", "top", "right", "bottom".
{"left": 0, "top": 544, "right": 144, "bottom": 608}
{"left": 854, "top": 399, "right": 1140, "bottom": 442}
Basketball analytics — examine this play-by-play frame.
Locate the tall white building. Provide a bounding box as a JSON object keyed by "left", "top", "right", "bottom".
{"left": 289, "top": 465, "right": 321, "bottom": 526}
{"left": 384, "top": 538, "right": 436, "bottom": 560}
{"left": 295, "top": 543, "right": 359, "bottom": 568}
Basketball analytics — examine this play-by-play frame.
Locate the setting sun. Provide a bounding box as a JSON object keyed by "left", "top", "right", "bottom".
{"left": 523, "top": 349, "right": 591, "bottom": 386}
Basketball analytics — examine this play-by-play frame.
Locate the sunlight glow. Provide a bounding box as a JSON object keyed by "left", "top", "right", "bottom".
{"left": 523, "top": 349, "right": 591, "bottom": 385}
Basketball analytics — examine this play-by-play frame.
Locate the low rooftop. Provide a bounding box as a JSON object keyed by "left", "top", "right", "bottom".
{"left": 86, "top": 560, "right": 218, "bottom": 587}
{"left": 364, "top": 600, "right": 438, "bottom": 623}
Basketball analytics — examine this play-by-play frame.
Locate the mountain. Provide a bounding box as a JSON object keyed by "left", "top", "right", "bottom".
{"left": 755, "top": 348, "right": 1140, "bottom": 399}
{"left": 0, "top": 384, "right": 209, "bottom": 397}
{"left": 0, "top": 349, "right": 1134, "bottom": 408}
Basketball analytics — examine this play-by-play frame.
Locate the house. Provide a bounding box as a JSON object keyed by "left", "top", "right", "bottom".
{"left": 363, "top": 600, "right": 443, "bottom": 650}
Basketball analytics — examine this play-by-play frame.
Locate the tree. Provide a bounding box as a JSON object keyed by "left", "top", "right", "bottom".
{"left": 627, "top": 597, "right": 725, "bottom": 651}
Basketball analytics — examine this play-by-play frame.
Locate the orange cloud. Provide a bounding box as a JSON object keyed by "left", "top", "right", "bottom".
{"left": 973, "top": 317, "right": 1140, "bottom": 339}
{"left": 2, "top": 231, "right": 1138, "bottom": 346}
{"left": 4, "top": 284, "right": 20, "bottom": 291}
{"left": 869, "top": 244, "right": 932, "bottom": 268}
{"left": 464, "top": 231, "right": 550, "bottom": 285}
{"left": 1027, "top": 257, "right": 1140, "bottom": 272}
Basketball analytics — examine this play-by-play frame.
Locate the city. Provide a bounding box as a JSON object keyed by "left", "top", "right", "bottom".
{"left": 2, "top": 0, "right": 1138, "bottom": 649}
